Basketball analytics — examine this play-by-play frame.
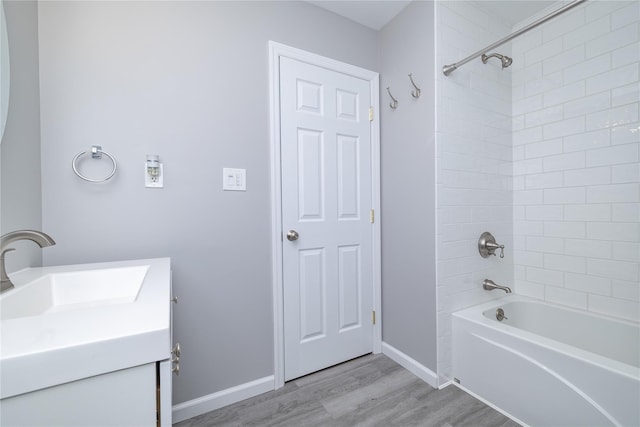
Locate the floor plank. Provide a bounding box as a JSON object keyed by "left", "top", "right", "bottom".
{"left": 173, "top": 354, "right": 519, "bottom": 427}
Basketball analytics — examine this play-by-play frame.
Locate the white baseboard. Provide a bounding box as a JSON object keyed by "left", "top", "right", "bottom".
{"left": 438, "top": 380, "right": 453, "bottom": 390}
{"left": 381, "top": 342, "right": 439, "bottom": 389}
{"left": 172, "top": 375, "right": 274, "bottom": 423}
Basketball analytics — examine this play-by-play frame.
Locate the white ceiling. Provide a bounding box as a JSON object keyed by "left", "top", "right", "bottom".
{"left": 307, "top": 0, "right": 556, "bottom": 31}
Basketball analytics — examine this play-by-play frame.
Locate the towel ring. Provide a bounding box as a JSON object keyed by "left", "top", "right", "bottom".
{"left": 72, "top": 145, "right": 117, "bottom": 183}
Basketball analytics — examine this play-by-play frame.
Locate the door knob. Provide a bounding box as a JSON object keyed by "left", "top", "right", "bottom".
{"left": 286, "top": 230, "right": 299, "bottom": 241}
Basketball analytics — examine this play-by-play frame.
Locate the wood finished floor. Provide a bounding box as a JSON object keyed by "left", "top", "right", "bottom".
{"left": 174, "top": 354, "right": 520, "bottom": 427}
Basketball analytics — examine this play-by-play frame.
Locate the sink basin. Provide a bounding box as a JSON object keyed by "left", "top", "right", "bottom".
{"left": 0, "top": 265, "right": 149, "bottom": 321}
{"left": 1, "top": 258, "right": 170, "bottom": 400}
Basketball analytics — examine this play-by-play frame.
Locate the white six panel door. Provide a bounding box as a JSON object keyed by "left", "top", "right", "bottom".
{"left": 280, "top": 56, "right": 373, "bottom": 381}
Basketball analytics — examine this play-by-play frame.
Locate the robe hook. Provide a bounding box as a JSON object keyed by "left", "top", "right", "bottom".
{"left": 408, "top": 73, "right": 421, "bottom": 98}
{"left": 386, "top": 87, "right": 398, "bottom": 110}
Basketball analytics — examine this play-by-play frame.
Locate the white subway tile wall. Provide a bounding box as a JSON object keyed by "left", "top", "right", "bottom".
{"left": 436, "top": 1, "right": 514, "bottom": 382}
{"left": 436, "top": 0, "right": 639, "bottom": 383}
{"left": 512, "top": 0, "right": 639, "bottom": 322}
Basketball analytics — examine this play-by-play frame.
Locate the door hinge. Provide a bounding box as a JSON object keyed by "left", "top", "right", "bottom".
{"left": 372, "top": 310, "right": 376, "bottom": 325}
{"left": 370, "top": 209, "right": 375, "bottom": 224}
{"left": 369, "top": 106, "right": 374, "bottom": 122}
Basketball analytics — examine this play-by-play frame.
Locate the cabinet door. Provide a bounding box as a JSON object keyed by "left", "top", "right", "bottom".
{"left": 0, "top": 364, "right": 156, "bottom": 426}
{"left": 160, "top": 269, "right": 177, "bottom": 426}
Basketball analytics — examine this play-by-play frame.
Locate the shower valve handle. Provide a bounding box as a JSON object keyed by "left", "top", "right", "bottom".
{"left": 478, "top": 232, "right": 505, "bottom": 259}
{"left": 486, "top": 242, "right": 505, "bottom": 258}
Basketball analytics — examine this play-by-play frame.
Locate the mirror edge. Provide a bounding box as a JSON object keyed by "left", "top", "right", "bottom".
{"left": 0, "top": 0, "right": 10, "bottom": 144}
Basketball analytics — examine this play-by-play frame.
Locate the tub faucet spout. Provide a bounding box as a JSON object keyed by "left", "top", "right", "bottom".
{"left": 483, "top": 279, "right": 511, "bottom": 294}
{"left": 1, "top": 230, "right": 56, "bottom": 293}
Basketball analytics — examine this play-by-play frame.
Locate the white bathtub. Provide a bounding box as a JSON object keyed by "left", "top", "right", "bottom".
{"left": 452, "top": 295, "right": 640, "bottom": 427}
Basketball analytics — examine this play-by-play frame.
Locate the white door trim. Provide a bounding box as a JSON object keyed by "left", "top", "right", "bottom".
{"left": 269, "top": 41, "right": 381, "bottom": 389}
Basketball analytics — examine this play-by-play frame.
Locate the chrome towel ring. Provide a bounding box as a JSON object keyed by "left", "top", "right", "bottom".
{"left": 72, "top": 145, "right": 117, "bottom": 183}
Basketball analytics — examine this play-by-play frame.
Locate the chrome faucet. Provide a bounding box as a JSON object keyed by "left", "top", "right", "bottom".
{"left": 1, "top": 230, "right": 56, "bottom": 293}
{"left": 483, "top": 279, "right": 512, "bottom": 294}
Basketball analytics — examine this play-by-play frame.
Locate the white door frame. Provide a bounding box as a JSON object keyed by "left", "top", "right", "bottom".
{"left": 269, "top": 41, "right": 381, "bottom": 389}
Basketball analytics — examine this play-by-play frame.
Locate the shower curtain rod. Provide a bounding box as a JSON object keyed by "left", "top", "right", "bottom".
{"left": 442, "top": 0, "right": 587, "bottom": 76}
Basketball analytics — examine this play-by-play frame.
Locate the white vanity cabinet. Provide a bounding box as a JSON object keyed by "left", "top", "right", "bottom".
{"left": 0, "top": 258, "right": 174, "bottom": 426}
{"left": 0, "top": 363, "right": 158, "bottom": 425}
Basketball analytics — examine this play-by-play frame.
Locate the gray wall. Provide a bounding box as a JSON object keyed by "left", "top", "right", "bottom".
{"left": 378, "top": 1, "right": 437, "bottom": 372}
{"left": 1, "top": 0, "right": 43, "bottom": 271}
{"left": 36, "top": 1, "right": 378, "bottom": 405}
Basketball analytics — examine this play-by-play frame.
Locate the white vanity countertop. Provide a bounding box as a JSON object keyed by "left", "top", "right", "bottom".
{"left": 0, "top": 258, "right": 171, "bottom": 399}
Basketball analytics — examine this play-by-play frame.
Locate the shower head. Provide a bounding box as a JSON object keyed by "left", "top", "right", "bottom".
{"left": 481, "top": 52, "right": 513, "bottom": 70}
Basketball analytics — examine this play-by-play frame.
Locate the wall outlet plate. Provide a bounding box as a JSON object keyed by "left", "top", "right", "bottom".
{"left": 223, "top": 168, "right": 246, "bottom": 191}
{"left": 145, "top": 164, "right": 163, "bottom": 188}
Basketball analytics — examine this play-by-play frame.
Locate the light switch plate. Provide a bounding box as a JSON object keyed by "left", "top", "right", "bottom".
{"left": 223, "top": 168, "right": 246, "bottom": 191}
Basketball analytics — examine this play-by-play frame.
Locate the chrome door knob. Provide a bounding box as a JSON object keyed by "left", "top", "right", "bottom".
{"left": 286, "top": 230, "right": 299, "bottom": 241}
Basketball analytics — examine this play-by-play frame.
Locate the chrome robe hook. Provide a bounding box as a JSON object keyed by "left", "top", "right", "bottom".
{"left": 408, "top": 73, "right": 421, "bottom": 98}
{"left": 386, "top": 87, "right": 398, "bottom": 110}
